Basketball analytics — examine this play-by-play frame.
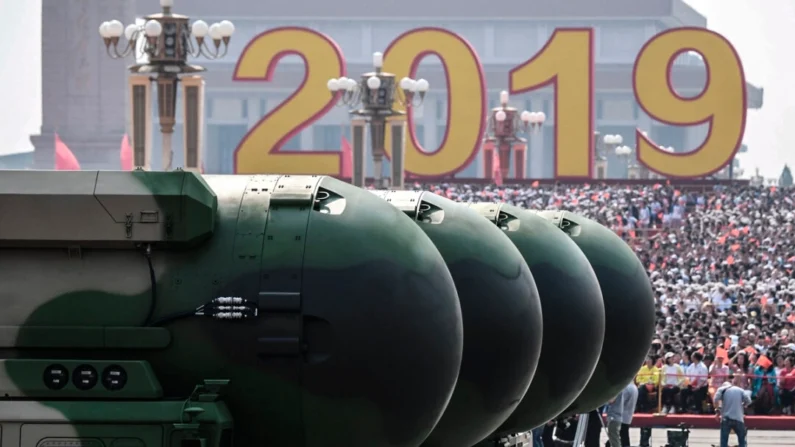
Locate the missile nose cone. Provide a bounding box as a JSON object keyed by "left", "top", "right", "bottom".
{"left": 538, "top": 210, "right": 656, "bottom": 415}
{"left": 376, "top": 192, "right": 542, "bottom": 447}
{"left": 472, "top": 204, "right": 604, "bottom": 435}
{"left": 299, "top": 179, "right": 463, "bottom": 447}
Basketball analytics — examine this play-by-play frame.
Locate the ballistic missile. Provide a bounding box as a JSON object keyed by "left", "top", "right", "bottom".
{"left": 538, "top": 210, "right": 656, "bottom": 415}
{"left": 0, "top": 171, "right": 464, "bottom": 447}
{"left": 468, "top": 203, "right": 605, "bottom": 436}
{"left": 373, "top": 191, "right": 543, "bottom": 447}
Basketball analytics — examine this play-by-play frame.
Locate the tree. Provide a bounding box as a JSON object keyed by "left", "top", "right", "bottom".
{"left": 779, "top": 165, "right": 793, "bottom": 187}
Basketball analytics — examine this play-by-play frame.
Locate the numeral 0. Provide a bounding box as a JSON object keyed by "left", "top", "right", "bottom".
{"left": 233, "top": 26, "right": 746, "bottom": 179}
{"left": 382, "top": 28, "right": 487, "bottom": 178}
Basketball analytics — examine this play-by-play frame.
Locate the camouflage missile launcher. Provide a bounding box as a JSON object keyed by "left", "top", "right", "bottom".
{"left": 538, "top": 210, "right": 656, "bottom": 416}
{"left": 468, "top": 203, "right": 605, "bottom": 436}
{"left": 373, "top": 191, "right": 543, "bottom": 447}
{"left": 0, "top": 171, "right": 464, "bottom": 447}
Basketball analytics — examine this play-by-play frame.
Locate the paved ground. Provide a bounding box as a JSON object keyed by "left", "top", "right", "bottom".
{"left": 598, "top": 427, "right": 795, "bottom": 446}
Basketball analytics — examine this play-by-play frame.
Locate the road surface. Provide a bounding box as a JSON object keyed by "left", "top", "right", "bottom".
{"left": 599, "top": 427, "right": 795, "bottom": 446}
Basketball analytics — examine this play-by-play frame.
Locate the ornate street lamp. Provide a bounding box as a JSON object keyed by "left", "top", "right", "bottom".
{"left": 328, "top": 52, "right": 428, "bottom": 188}
{"left": 602, "top": 134, "right": 623, "bottom": 156}
{"left": 591, "top": 133, "right": 623, "bottom": 179}
{"left": 614, "top": 145, "right": 633, "bottom": 178}
{"left": 99, "top": 0, "right": 235, "bottom": 171}
{"left": 484, "top": 91, "right": 543, "bottom": 179}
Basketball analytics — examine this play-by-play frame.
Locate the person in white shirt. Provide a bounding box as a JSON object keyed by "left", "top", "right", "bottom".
{"left": 682, "top": 352, "right": 710, "bottom": 413}
{"left": 710, "top": 356, "right": 731, "bottom": 388}
{"left": 661, "top": 352, "right": 683, "bottom": 414}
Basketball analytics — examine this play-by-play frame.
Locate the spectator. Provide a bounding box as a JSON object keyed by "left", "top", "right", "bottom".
{"left": 779, "top": 356, "right": 795, "bottom": 414}
{"left": 635, "top": 356, "right": 659, "bottom": 412}
{"left": 714, "top": 374, "right": 752, "bottom": 447}
{"left": 661, "top": 352, "right": 684, "bottom": 414}
{"left": 682, "top": 351, "right": 709, "bottom": 413}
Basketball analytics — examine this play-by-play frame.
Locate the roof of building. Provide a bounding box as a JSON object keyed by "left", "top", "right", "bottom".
{"left": 139, "top": 0, "right": 705, "bottom": 26}
{"left": 0, "top": 151, "right": 33, "bottom": 170}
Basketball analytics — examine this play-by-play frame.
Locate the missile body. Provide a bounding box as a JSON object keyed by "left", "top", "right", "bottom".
{"left": 0, "top": 171, "right": 464, "bottom": 447}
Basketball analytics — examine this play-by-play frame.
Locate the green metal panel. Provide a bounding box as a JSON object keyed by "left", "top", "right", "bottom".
{"left": 0, "top": 359, "right": 162, "bottom": 399}
{"left": 0, "top": 170, "right": 216, "bottom": 248}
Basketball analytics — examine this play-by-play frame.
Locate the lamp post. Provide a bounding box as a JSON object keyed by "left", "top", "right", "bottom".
{"left": 328, "top": 52, "right": 428, "bottom": 188}
{"left": 484, "top": 91, "right": 542, "bottom": 179}
{"left": 99, "top": 0, "right": 235, "bottom": 171}
{"left": 593, "top": 133, "right": 622, "bottom": 179}
{"left": 614, "top": 145, "right": 633, "bottom": 178}
{"left": 602, "top": 134, "right": 623, "bottom": 155}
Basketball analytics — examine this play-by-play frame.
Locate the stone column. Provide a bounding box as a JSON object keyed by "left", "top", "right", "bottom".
{"left": 389, "top": 117, "right": 406, "bottom": 189}
{"left": 350, "top": 118, "right": 367, "bottom": 187}
{"left": 31, "top": 0, "right": 134, "bottom": 169}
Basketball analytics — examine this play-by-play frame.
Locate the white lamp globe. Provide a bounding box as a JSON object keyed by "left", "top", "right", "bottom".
{"left": 327, "top": 78, "right": 340, "bottom": 92}
{"left": 219, "top": 20, "right": 235, "bottom": 38}
{"left": 520, "top": 110, "right": 532, "bottom": 122}
{"left": 107, "top": 20, "right": 124, "bottom": 38}
{"left": 191, "top": 20, "right": 209, "bottom": 38}
{"left": 144, "top": 20, "right": 162, "bottom": 38}
{"left": 372, "top": 52, "right": 384, "bottom": 68}
{"left": 495, "top": 110, "right": 507, "bottom": 122}
{"left": 367, "top": 76, "right": 381, "bottom": 89}
{"left": 415, "top": 78, "right": 429, "bottom": 93}
{"left": 99, "top": 22, "right": 111, "bottom": 38}
{"left": 208, "top": 23, "right": 223, "bottom": 41}
{"left": 400, "top": 77, "right": 414, "bottom": 90}
{"left": 345, "top": 78, "right": 358, "bottom": 91}
{"left": 124, "top": 24, "right": 138, "bottom": 40}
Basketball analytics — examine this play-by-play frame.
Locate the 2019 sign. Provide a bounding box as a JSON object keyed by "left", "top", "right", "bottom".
{"left": 233, "top": 26, "right": 746, "bottom": 179}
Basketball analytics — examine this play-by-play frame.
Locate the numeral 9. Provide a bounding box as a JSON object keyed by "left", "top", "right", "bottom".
{"left": 634, "top": 28, "right": 746, "bottom": 177}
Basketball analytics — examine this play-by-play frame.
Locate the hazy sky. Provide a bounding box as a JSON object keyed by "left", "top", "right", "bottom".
{"left": 1, "top": 1, "right": 793, "bottom": 178}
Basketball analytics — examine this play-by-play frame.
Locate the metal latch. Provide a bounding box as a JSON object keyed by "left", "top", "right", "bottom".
{"left": 67, "top": 245, "right": 82, "bottom": 260}
{"left": 125, "top": 213, "right": 133, "bottom": 238}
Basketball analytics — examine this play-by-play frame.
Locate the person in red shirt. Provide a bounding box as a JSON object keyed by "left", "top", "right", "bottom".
{"left": 779, "top": 356, "right": 795, "bottom": 415}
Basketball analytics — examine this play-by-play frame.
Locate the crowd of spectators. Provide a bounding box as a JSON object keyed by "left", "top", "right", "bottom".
{"left": 414, "top": 181, "right": 795, "bottom": 416}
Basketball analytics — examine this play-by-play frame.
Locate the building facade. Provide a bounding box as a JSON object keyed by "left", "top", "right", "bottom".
{"left": 32, "top": 0, "right": 764, "bottom": 178}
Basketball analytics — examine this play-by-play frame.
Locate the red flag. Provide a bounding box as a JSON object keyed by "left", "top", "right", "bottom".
{"left": 340, "top": 136, "right": 353, "bottom": 178}
{"left": 492, "top": 147, "right": 503, "bottom": 186}
{"left": 120, "top": 134, "right": 133, "bottom": 171}
{"left": 54, "top": 133, "right": 80, "bottom": 171}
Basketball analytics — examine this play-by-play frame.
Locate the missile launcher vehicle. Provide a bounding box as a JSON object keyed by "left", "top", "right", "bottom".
{"left": 0, "top": 171, "right": 656, "bottom": 447}
{"left": 0, "top": 171, "right": 464, "bottom": 447}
